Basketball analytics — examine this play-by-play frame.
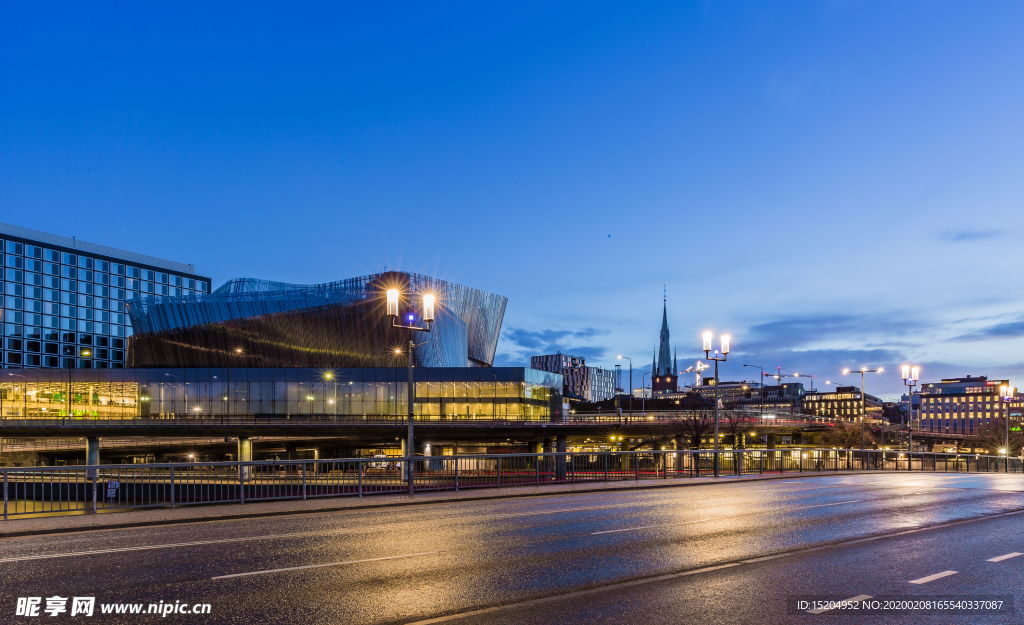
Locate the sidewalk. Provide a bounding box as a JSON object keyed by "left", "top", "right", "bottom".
{"left": 0, "top": 470, "right": 880, "bottom": 538}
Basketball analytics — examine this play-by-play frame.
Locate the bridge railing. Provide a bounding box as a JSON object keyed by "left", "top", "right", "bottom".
{"left": 3, "top": 449, "right": 1021, "bottom": 520}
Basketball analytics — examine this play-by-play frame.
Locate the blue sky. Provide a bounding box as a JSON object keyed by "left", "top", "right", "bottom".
{"left": 2, "top": 2, "right": 1023, "bottom": 399}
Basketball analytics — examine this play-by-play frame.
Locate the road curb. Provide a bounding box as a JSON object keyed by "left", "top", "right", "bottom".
{"left": 0, "top": 470, "right": 882, "bottom": 538}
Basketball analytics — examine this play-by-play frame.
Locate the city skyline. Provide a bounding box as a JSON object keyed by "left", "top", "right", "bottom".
{"left": 3, "top": 3, "right": 1023, "bottom": 399}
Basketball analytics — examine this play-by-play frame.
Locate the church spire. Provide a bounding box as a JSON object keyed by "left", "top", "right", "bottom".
{"left": 657, "top": 290, "right": 671, "bottom": 377}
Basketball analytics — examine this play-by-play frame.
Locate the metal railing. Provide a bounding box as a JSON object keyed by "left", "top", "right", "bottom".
{"left": 3, "top": 449, "right": 1021, "bottom": 520}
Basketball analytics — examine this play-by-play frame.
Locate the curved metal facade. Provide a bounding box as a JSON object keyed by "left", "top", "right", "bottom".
{"left": 126, "top": 272, "right": 507, "bottom": 368}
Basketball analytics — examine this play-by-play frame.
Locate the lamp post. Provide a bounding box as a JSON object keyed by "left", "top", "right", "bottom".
{"left": 1000, "top": 384, "right": 1016, "bottom": 473}
{"left": 385, "top": 287, "right": 435, "bottom": 493}
{"left": 842, "top": 366, "right": 883, "bottom": 450}
{"left": 703, "top": 332, "right": 730, "bottom": 477}
{"left": 642, "top": 370, "right": 651, "bottom": 415}
{"left": 901, "top": 366, "right": 920, "bottom": 456}
{"left": 743, "top": 364, "right": 764, "bottom": 421}
{"left": 617, "top": 355, "right": 632, "bottom": 419}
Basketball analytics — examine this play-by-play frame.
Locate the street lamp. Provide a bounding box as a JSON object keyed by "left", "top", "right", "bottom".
{"left": 385, "top": 287, "right": 435, "bottom": 493}
{"left": 842, "top": 366, "right": 883, "bottom": 450}
{"left": 642, "top": 370, "right": 652, "bottom": 415}
{"left": 742, "top": 364, "right": 764, "bottom": 420}
{"left": 617, "top": 355, "right": 632, "bottom": 419}
{"left": 902, "top": 365, "right": 920, "bottom": 456}
{"left": 703, "top": 331, "right": 730, "bottom": 477}
{"left": 1000, "top": 384, "right": 1016, "bottom": 473}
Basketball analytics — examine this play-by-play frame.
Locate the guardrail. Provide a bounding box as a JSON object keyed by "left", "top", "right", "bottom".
{"left": 3, "top": 449, "right": 1020, "bottom": 520}
{"left": 0, "top": 412, "right": 840, "bottom": 429}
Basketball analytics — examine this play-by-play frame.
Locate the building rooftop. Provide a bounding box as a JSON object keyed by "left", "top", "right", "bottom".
{"left": 0, "top": 221, "right": 197, "bottom": 274}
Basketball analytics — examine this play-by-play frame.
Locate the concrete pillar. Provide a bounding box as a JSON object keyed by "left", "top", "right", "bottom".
{"left": 238, "top": 437, "right": 252, "bottom": 482}
{"left": 86, "top": 436, "right": 100, "bottom": 466}
{"left": 766, "top": 433, "right": 776, "bottom": 449}
{"left": 556, "top": 435, "right": 567, "bottom": 480}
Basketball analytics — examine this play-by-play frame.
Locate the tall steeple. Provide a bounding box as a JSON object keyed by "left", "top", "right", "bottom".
{"left": 657, "top": 289, "right": 672, "bottom": 376}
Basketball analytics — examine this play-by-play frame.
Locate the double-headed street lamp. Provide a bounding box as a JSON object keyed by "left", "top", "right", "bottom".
{"left": 703, "top": 331, "right": 730, "bottom": 477}
{"left": 742, "top": 364, "right": 765, "bottom": 420}
{"left": 842, "top": 366, "right": 883, "bottom": 450}
{"left": 1000, "top": 384, "right": 1016, "bottom": 471}
{"left": 901, "top": 365, "right": 920, "bottom": 455}
{"left": 385, "top": 287, "right": 435, "bottom": 493}
{"left": 617, "top": 355, "right": 632, "bottom": 419}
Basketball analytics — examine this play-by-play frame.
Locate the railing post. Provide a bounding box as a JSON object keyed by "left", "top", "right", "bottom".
{"left": 91, "top": 469, "right": 97, "bottom": 515}
{"left": 302, "top": 462, "right": 307, "bottom": 501}
{"left": 170, "top": 466, "right": 175, "bottom": 509}
{"left": 604, "top": 453, "right": 608, "bottom": 482}
{"left": 634, "top": 453, "right": 639, "bottom": 481}
{"left": 496, "top": 457, "right": 501, "bottom": 489}
{"left": 3, "top": 471, "right": 7, "bottom": 521}
{"left": 239, "top": 463, "right": 245, "bottom": 505}
{"left": 455, "top": 458, "right": 460, "bottom": 492}
{"left": 358, "top": 460, "right": 364, "bottom": 497}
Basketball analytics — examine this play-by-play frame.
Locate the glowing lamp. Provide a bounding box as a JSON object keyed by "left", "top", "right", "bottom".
{"left": 423, "top": 293, "right": 435, "bottom": 322}
{"left": 702, "top": 332, "right": 712, "bottom": 352}
{"left": 721, "top": 335, "right": 730, "bottom": 355}
{"left": 386, "top": 289, "right": 399, "bottom": 317}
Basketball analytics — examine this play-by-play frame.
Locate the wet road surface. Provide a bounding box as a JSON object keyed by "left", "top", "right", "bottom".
{"left": 2, "top": 473, "right": 1023, "bottom": 623}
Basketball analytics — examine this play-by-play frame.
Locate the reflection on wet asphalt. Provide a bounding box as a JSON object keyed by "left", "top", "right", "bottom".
{"left": 2, "top": 473, "right": 1022, "bottom": 624}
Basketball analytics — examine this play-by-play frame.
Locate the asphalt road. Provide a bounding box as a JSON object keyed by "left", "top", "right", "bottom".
{"left": 2, "top": 473, "right": 1023, "bottom": 624}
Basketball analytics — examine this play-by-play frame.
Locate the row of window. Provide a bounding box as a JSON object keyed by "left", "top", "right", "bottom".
{"left": 4, "top": 322, "right": 125, "bottom": 339}
{"left": 2, "top": 241, "right": 207, "bottom": 292}
{"left": 4, "top": 273, "right": 201, "bottom": 299}
{"left": 4, "top": 342, "right": 124, "bottom": 358}
{"left": 1, "top": 356, "right": 124, "bottom": 368}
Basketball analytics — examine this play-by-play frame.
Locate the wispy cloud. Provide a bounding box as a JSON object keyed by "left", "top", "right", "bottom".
{"left": 496, "top": 327, "right": 610, "bottom": 366}
{"left": 954, "top": 315, "right": 1024, "bottom": 340}
{"left": 938, "top": 229, "right": 1001, "bottom": 243}
{"left": 740, "top": 313, "right": 923, "bottom": 353}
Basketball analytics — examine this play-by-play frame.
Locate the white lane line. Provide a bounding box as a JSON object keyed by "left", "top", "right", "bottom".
{"left": 211, "top": 551, "right": 440, "bottom": 579}
{"left": 0, "top": 531, "right": 321, "bottom": 563}
{"left": 988, "top": 552, "right": 1023, "bottom": 562}
{"left": 405, "top": 508, "right": 1024, "bottom": 625}
{"left": 591, "top": 519, "right": 710, "bottom": 535}
{"left": 807, "top": 594, "right": 872, "bottom": 615}
{"left": 909, "top": 570, "right": 958, "bottom": 584}
{"left": 791, "top": 500, "right": 864, "bottom": 511}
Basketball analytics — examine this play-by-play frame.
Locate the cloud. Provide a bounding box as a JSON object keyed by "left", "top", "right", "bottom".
{"left": 496, "top": 326, "right": 610, "bottom": 366}
{"left": 740, "top": 313, "right": 922, "bottom": 353}
{"left": 954, "top": 315, "right": 1024, "bottom": 340}
{"left": 938, "top": 229, "right": 1001, "bottom": 243}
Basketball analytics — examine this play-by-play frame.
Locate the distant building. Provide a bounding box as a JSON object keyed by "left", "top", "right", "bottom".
{"left": 803, "top": 386, "right": 884, "bottom": 421}
{"left": 1, "top": 222, "right": 211, "bottom": 370}
{"left": 651, "top": 297, "right": 677, "bottom": 395}
{"left": 916, "top": 375, "right": 1012, "bottom": 435}
{"left": 691, "top": 379, "right": 760, "bottom": 407}
{"left": 531, "top": 353, "right": 617, "bottom": 403}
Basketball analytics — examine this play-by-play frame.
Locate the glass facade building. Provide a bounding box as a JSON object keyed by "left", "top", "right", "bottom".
{"left": 0, "top": 367, "right": 562, "bottom": 421}
{"left": 0, "top": 222, "right": 211, "bottom": 370}
{"left": 127, "top": 271, "right": 507, "bottom": 369}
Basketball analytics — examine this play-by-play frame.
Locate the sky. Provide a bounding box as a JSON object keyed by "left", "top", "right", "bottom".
{"left": 2, "top": 2, "right": 1023, "bottom": 399}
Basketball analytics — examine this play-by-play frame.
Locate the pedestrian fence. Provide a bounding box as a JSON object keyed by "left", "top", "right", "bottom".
{"left": 3, "top": 449, "right": 1022, "bottom": 520}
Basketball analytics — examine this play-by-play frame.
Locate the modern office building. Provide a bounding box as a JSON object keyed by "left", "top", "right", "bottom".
{"left": 915, "top": 375, "right": 1013, "bottom": 435}
{"left": 1, "top": 222, "right": 210, "bottom": 370}
{"left": 0, "top": 367, "right": 562, "bottom": 421}
{"left": 803, "top": 386, "right": 884, "bottom": 421}
{"left": 531, "top": 353, "right": 617, "bottom": 402}
{"left": 128, "top": 271, "right": 506, "bottom": 369}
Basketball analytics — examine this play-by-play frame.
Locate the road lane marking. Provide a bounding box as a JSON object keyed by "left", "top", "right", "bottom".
{"left": 591, "top": 519, "right": 710, "bottom": 535}
{"left": 0, "top": 531, "right": 321, "bottom": 563}
{"left": 909, "top": 570, "right": 957, "bottom": 584}
{"left": 404, "top": 507, "right": 1024, "bottom": 625}
{"left": 211, "top": 551, "right": 440, "bottom": 579}
{"left": 987, "top": 552, "right": 1023, "bottom": 562}
{"left": 807, "top": 594, "right": 872, "bottom": 614}
{"left": 791, "top": 500, "right": 864, "bottom": 511}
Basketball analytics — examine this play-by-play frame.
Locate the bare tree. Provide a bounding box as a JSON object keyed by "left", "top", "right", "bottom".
{"left": 977, "top": 417, "right": 1024, "bottom": 456}
{"left": 674, "top": 409, "right": 716, "bottom": 450}
{"left": 722, "top": 410, "right": 748, "bottom": 449}
{"left": 821, "top": 423, "right": 877, "bottom": 449}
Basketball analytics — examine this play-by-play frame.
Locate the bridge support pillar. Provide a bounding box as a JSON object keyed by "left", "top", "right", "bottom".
{"left": 766, "top": 433, "right": 776, "bottom": 449}
{"left": 238, "top": 437, "right": 252, "bottom": 482}
{"left": 556, "top": 435, "right": 567, "bottom": 481}
{"left": 86, "top": 437, "right": 100, "bottom": 477}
